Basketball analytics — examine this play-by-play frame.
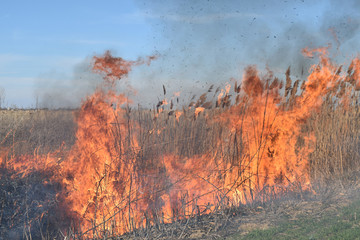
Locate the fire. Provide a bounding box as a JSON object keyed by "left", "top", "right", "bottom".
{"left": 2, "top": 47, "right": 359, "bottom": 238}
{"left": 58, "top": 52, "right": 157, "bottom": 235}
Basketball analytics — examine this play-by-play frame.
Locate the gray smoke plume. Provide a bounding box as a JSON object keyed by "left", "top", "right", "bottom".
{"left": 34, "top": 57, "right": 103, "bottom": 109}
{"left": 34, "top": 0, "right": 360, "bottom": 108}
{"left": 129, "top": 0, "right": 360, "bottom": 107}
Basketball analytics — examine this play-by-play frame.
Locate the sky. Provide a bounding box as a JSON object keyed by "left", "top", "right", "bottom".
{"left": 0, "top": 0, "right": 359, "bottom": 108}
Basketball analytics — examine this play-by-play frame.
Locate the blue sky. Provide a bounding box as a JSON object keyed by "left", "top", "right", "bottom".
{"left": 1, "top": 0, "right": 359, "bottom": 108}
{"left": 0, "top": 0, "right": 154, "bottom": 107}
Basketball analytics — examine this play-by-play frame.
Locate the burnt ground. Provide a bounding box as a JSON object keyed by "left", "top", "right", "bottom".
{"left": 0, "top": 167, "right": 74, "bottom": 240}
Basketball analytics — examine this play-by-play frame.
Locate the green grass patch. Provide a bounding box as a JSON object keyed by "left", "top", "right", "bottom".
{"left": 228, "top": 200, "right": 360, "bottom": 240}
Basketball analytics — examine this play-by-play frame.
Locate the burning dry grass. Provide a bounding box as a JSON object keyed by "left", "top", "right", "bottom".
{"left": 1, "top": 48, "right": 360, "bottom": 239}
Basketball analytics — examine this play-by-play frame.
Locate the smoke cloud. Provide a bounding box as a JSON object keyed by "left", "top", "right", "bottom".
{"left": 34, "top": 58, "right": 103, "bottom": 108}
{"left": 35, "top": 0, "right": 360, "bottom": 108}
{"left": 130, "top": 0, "right": 360, "bottom": 107}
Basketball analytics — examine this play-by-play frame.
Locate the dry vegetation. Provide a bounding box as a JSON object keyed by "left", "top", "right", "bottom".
{"left": 2, "top": 51, "right": 360, "bottom": 239}
{"left": 0, "top": 109, "right": 75, "bottom": 156}
{"left": 2, "top": 93, "right": 360, "bottom": 239}
{"left": 308, "top": 99, "right": 360, "bottom": 186}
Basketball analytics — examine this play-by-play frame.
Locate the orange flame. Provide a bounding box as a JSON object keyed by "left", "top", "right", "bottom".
{"left": 2, "top": 47, "right": 359, "bottom": 238}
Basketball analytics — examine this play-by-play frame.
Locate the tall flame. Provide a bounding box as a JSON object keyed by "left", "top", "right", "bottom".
{"left": 2, "top": 47, "right": 359, "bottom": 238}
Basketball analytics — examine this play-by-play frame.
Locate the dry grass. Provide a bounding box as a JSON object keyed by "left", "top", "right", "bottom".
{"left": 2, "top": 64, "right": 360, "bottom": 239}
{"left": 307, "top": 94, "right": 360, "bottom": 187}
{"left": 0, "top": 109, "right": 76, "bottom": 156}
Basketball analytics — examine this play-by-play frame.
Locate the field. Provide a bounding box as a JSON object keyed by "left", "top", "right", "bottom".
{"left": 2, "top": 49, "right": 360, "bottom": 239}
{"left": 228, "top": 187, "right": 360, "bottom": 239}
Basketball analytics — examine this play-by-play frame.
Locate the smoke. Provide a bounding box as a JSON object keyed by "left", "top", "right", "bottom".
{"left": 34, "top": 0, "right": 360, "bottom": 108}
{"left": 0, "top": 86, "right": 5, "bottom": 108}
{"left": 34, "top": 57, "right": 103, "bottom": 108}
{"left": 129, "top": 0, "right": 360, "bottom": 107}
{"left": 320, "top": 0, "right": 360, "bottom": 57}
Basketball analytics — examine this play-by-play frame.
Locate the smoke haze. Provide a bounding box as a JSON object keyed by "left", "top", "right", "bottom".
{"left": 35, "top": 0, "right": 360, "bottom": 108}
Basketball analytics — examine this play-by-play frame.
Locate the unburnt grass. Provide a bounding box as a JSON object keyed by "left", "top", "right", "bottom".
{"left": 0, "top": 109, "right": 76, "bottom": 156}
{"left": 227, "top": 182, "right": 360, "bottom": 240}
